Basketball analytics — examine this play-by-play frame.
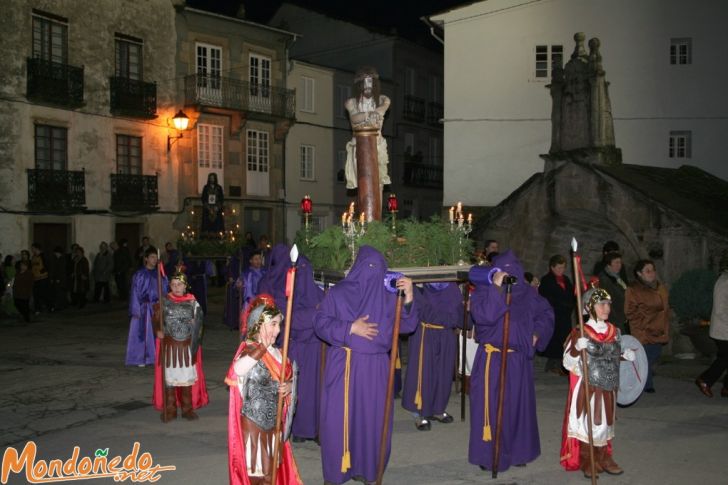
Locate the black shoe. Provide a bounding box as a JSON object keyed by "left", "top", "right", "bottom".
{"left": 643, "top": 388, "right": 655, "bottom": 394}
{"left": 415, "top": 419, "right": 431, "bottom": 431}
{"left": 479, "top": 465, "right": 489, "bottom": 471}
{"left": 428, "top": 413, "right": 454, "bottom": 424}
{"left": 291, "top": 436, "right": 306, "bottom": 443}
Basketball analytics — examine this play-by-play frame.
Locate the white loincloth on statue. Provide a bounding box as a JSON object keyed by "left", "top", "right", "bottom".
{"left": 344, "top": 135, "right": 391, "bottom": 189}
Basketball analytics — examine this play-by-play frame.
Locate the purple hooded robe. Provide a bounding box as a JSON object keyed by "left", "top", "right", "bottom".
{"left": 402, "top": 282, "right": 463, "bottom": 418}
{"left": 314, "top": 246, "right": 419, "bottom": 484}
{"left": 125, "top": 267, "right": 167, "bottom": 366}
{"left": 468, "top": 250, "right": 554, "bottom": 472}
{"left": 222, "top": 250, "right": 243, "bottom": 330}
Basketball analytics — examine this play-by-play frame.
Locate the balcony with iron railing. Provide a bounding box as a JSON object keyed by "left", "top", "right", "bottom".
{"left": 26, "top": 57, "right": 84, "bottom": 108}
{"left": 184, "top": 74, "right": 295, "bottom": 119}
{"left": 403, "top": 95, "right": 425, "bottom": 123}
{"left": 110, "top": 173, "right": 159, "bottom": 212}
{"left": 402, "top": 161, "right": 443, "bottom": 189}
{"left": 110, "top": 77, "right": 157, "bottom": 118}
{"left": 427, "top": 101, "right": 443, "bottom": 127}
{"left": 27, "top": 168, "right": 86, "bottom": 211}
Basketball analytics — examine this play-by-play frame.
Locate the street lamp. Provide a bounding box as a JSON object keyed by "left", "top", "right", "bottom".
{"left": 167, "top": 110, "right": 190, "bottom": 151}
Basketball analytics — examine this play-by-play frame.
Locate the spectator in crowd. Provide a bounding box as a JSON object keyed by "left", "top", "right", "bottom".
{"left": 592, "top": 241, "right": 629, "bottom": 281}
{"left": 625, "top": 259, "right": 670, "bottom": 394}
{"left": 539, "top": 255, "right": 575, "bottom": 376}
{"left": 695, "top": 251, "right": 728, "bottom": 398}
{"left": 49, "top": 246, "right": 68, "bottom": 311}
{"left": 2, "top": 255, "right": 17, "bottom": 317}
{"left": 113, "top": 239, "right": 132, "bottom": 301}
{"left": 163, "top": 242, "right": 179, "bottom": 277}
{"left": 243, "top": 231, "right": 256, "bottom": 249}
{"left": 18, "top": 250, "right": 31, "bottom": 272}
{"left": 524, "top": 272, "right": 540, "bottom": 288}
{"left": 93, "top": 242, "right": 114, "bottom": 303}
{"left": 13, "top": 260, "right": 34, "bottom": 323}
{"left": 30, "top": 243, "right": 52, "bottom": 312}
{"left": 136, "top": 236, "right": 151, "bottom": 267}
{"left": 598, "top": 252, "right": 628, "bottom": 333}
{"left": 71, "top": 246, "right": 90, "bottom": 309}
{"left": 3, "top": 255, "right": 15, "bottom": 282}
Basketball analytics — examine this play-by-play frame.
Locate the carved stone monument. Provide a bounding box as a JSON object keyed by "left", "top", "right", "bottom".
{"left": 542, "top": 32, "right": 622, "bottom": 170}
{"left": 344, "top": 66, "right": 391, "bottom": 221}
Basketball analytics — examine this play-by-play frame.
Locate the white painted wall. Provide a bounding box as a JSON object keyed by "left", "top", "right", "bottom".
{"left": 285, "top": 61, "right": 335, "bottom": 243}
{"left": 432, "top": 0, "right": 728, "bottom": 206}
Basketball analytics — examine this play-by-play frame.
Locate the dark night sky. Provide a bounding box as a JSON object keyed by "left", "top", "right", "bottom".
{"left": 186, "top": 0, "right": 468, "bottom": 44}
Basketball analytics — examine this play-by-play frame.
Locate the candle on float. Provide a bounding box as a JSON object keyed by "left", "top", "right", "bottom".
{"left": 449, "top": 207, "right": 454, "bottom": 223}
{"left": 341, "top": 212, "right": 347, "bottom": 226}
{"left": 468, "top": 213, "right": 473, "bottom": 224}
{"left": 359, "top": 212, "right": 365, "bottom": 225}
{"left": 456, "top": 201, "right": 462, "bottom": 215}
{"left": 347, "top": 213, "right": 353, "bottom": 226}
{"left": 349, "top": 202, "right": 355, "bottom": 215}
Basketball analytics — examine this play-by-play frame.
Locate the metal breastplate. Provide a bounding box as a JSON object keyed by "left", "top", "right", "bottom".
{"left": 164, "top": 300, "right": 195, "bottom": 341}
{"left": 242, "top": 360, "right": 279, "bottom": 431}
{"left": 586, "top": 335, "right": 621, "bottom": 391}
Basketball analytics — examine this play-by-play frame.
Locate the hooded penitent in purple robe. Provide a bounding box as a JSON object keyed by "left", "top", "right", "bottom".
{"left": 468, "top": 250, "right": 554, "bottom": 473}
{"left": 185, "top": 258, "right": 213, "bottom": 315}
{"left": 314, "top": 246, "right": 419, "bottom": 484}
{"left": 402, "top": 282, "right": 463, "bottom": 418}
{"left": 125, "top": 267, "right": 167, "bottom": 366}
{"left": 257, "top": 244, "right": 290, "bottom": 345}
{"left": 287, "top": 255, "right": 325, "bottom": 439}
{"left": 223, "top": 251, "right": 243, "bottom": 330}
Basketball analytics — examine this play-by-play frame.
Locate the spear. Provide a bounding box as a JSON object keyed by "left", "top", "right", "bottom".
{"left": 491, "top": 278, "right": 513, "bottom": 478}
{"left": 376, "top": 283, "right": 406, "bottom": 485}
{"left": 271, "top": 244, "right": 299, "bottom": 485}
{"left": 156, "top": 249, "right": 168, "bottom": 422}
{"left": 571, "top": 238, "right": 597, "bottom": 485}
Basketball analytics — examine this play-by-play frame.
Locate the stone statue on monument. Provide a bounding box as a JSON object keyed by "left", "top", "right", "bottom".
{"left": 344, "top": 66, "right": 391, "bottom": 221}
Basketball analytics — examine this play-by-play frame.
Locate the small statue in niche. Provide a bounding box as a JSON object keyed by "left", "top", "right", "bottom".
{"left": 201, "top": 172, "right": 224, "bottom": 237}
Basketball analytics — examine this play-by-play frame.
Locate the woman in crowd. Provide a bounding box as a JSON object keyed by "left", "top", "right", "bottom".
{"left": 695, "top": 251, "right": 728, "bottom": 398}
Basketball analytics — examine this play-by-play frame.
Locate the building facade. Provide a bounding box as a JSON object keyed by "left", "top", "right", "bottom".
{"left": 174, "top": 6, "right": 296, "bottom": 244}
{"left": 0, "top": 0, "right": 181, "bottom": 260}
{"left": 430, "top": 0, "right": 728, "bottom": 208}
{"left": 270, "top": 2, "right": 445, "bottom": 220}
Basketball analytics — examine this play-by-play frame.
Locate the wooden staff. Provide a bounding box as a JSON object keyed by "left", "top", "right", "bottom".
{"left": 460, "top": 283, "right": 470, "bottom": 421}
{"left": 571, "top": 238, "right": 597, "bottom": 485}
{"left": 491, "top": 279, "right": 513, "bottom": 478}
{"left": 156, "top": 250, "right": 168, "bottom": 422}
{"left": 271, "top": 245, "right": 299, "bottom": 485}
{"left": 376, "top": 286, "right": 406, "bottom": 485}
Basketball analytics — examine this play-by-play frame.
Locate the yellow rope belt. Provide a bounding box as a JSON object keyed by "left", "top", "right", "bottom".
{"left": 482, "top": 343, "right": 515, "bottom": 442}
{"left": 415, "top": 322, "right": 445, "bottom": 410}
{"left": 341, "top": 346, "right": 352, "bottom": 473}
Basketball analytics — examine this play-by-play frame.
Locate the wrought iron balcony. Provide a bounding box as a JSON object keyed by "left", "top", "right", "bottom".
{"left": 184, "top": 74, "right": 295, "bottom": 119}
{"left": 427, "top": 101, "right": 443, "bottom": 127}
{"left": 27, "top": 168, "right": 86, "bottom": 211}
{"left": 26, "top": 57, "right": 84, "bottom": 108}
{"left": 110, "top": 173, "right": 159, "bottom": 212}
{"left": 403, "top": 162, "right": 443, "bottom": 189}
{"left": 403, "top": 95, "right": 425, "bottom": 123}
{"left": 110, "top": 77, "right": 157, "bottom": 118}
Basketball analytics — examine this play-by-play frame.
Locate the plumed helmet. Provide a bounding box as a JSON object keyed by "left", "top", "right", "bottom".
{"left": 240, "top": 294, "right": 283, "bottom": 340}
{"left": 582, "top": 286, "right": 612, "bottom": 319}
{"left": 169, "top": 270, "right": 189, "bottom": 290}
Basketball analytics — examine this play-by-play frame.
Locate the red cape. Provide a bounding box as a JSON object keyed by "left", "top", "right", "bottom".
{"left": 152, "top": 339, "right": 209, "bottom": 410}
{"left": 225, "top": 341, "right": 302, "bottom": 485}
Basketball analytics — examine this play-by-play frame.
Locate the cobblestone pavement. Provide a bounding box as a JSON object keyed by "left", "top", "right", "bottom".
{"left": 1, "top": 288, "right": 727, "bottom": 484}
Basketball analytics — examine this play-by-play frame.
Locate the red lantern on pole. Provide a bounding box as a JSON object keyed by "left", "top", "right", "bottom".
{"left": 387, "top": 193, "right": 398, "bottom": 213}
{"left": 300, "top": 195, "right": 313, "bottom": 214}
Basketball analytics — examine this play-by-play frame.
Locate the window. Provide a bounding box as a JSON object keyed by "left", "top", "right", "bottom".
{"left": 250, "top": 53, "right": 271, "bottom": 97}
{"left": 302, "top": 214, "right": 326, "bottom": 232}
{"left": 115, "top": 35, "right": 143, "bottom": 80}
{"left": 196, "top": 43, "right": 222, "bottom": 89}
{"left": 198, "top": 124, "right": 223, "bottom": 169}
{"left": 32, "top": 12, "right": 68, "bottom": 64}
{"left": 336, "top": 149, "right": 346, "bottom": 182}
{"left": 429, "top": 137, "right": 441, "bottom": 164}
{"left": 300, "top": 144, "right": 315, "bottom": 180}
{"left": 247, "top": 130, "right": 269, "bottom": 173}
{"left": 336, "top": 84, "right": 351, "bottom": 119}
{"left": 404, "top": 133, "right": 415, "bottom": 155}
{"left": 535, "top": 44, "right": 563, "bottom": 78}
{"left": 669, "top": 131, "right": 692, "bottom": 159}
{"left": 430, "top": 75, "right": 442, "bottom": 103}
{"left": 300, "top": 76, "right": 315, "bottom": 113}
{"left": 670, "top": 38, "right": 692, "bottom": 65}
{"left": 404, "top": 67, "right": 416, "bottom": 96}
{"left": 116, "top": 135, "right": 142, "bottom": 174}
{"left": 34, "top": 124, "right": 67, "bottom": 170}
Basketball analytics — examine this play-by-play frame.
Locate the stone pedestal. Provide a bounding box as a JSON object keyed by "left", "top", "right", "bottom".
{"left": 354, "top": 127, "right": 381, "bottom": 221}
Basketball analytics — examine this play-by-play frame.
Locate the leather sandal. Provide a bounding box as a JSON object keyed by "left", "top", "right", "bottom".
{"left": 415, "top": 419, "right": 431, "bottom": 431}
{"left": 428, "top": 413, "right": 454, "bottom": 424}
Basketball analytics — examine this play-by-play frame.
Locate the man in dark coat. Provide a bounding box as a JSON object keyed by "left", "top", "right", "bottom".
{"left": 539, "top": 254, "right": 575, "bottom": 375}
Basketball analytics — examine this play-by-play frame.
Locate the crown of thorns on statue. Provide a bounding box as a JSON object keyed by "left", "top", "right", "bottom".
{"left": 353, "top": 66, "right": 380, "bottom": 83}
{"left": 240, "top": 294, "right": 283, "bottom": 339}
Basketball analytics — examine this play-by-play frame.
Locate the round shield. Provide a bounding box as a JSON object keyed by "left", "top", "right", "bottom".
{"left": 618, "top": 335, "right": 648, "bottom": 405}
